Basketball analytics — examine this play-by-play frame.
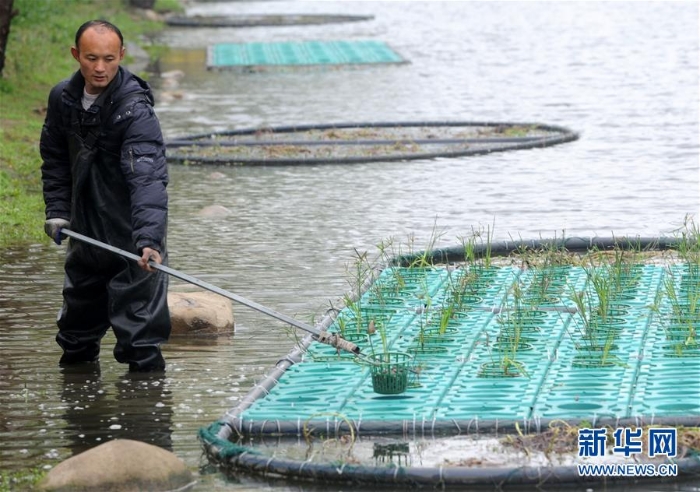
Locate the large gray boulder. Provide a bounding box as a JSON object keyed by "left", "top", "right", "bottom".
{"left": 39, "top": 439, "right": 195, "bottom": 491}
{"left": 168, "top": 291, "right": 234, "bottom": 335}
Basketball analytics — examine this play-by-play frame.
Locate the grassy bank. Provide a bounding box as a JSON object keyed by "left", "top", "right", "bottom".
{"left": 0, "top": 0, "right": 180, "bottom": 248}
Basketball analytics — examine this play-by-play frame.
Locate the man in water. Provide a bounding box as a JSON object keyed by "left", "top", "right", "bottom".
{"left": 40, "top": 20, "right": 171, "bottom": 372}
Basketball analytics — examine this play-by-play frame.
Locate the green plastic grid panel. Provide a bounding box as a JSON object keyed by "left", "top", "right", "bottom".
{"left": 631, "top": 308, "right": 700, "bottom": 415}
{"left": 239, "top": 265, "right": 700, "bottom": 427}
{"left": 531, "top": 305, "right": 656, "bottom": 419}
{"left": 632, "top": 359, "right": 700, "bottom": 415}
{"left": 242, "top": 362, "right": 366, "bottom": 420}
{"left": 207, "top": 40, "right": 405, "bottom": 68}
{"left": 435, "top": 312, "right": 573, "bottom": 420}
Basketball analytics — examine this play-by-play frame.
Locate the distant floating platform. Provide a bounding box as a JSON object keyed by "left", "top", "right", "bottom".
{"left": 166, "top": 121, "right": 580, "bottom": 166}
{"left": 166, "top": 14, "right": 375, "bottom": 28}
{"left": 206, "top": 40, "right": 406, "bottom": 70}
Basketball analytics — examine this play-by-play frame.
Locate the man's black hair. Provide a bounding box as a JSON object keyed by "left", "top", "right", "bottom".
{"left": 75, "top": 20, "right": 124, "bottom": 49}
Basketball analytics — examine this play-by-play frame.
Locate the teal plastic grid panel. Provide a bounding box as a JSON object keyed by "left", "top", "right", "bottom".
{"left": 434, "top": 312, "right": 572, "bottom": 420}
{"left": 631, "top": 270, "right": 700, "bottom": 416}
{"left": 240, "top": 265, "right": 700, "bottom": 428}
{"left": 435, "top": 378, "right": 533, "bottom": 420}
{"left": 632, "top": 359, "right": 700, "bottom": 415}
{"left": 532, "top": 361, "right": 636, "bottom": 419}
{"left": 531, "top": 271, "right": 662, "bottom": 419}
{"left": 207, "top": 40, "right": 405, "bottom": 68}
{"left": 242, "top": 362, "right": 366, "bottom": 420}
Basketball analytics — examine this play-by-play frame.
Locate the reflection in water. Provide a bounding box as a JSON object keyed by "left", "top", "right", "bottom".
{"left": 372, "top": 442, "right": 411, "bottom": 467}
{"left": 60, "top": 364, "right": 173, "bottom": 456}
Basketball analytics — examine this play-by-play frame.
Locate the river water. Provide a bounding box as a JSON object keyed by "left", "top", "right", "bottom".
{"left": 0, "top": 1, "right": 698, "bottom": 491}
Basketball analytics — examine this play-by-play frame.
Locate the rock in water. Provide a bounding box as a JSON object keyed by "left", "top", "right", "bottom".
{"left": 39, "top": 439, "right": 195, "bottom": 491}
{"left": 168, "top": 291, "right": 234, "bottom": 335}
{"left": 197, "top": 205, "right": 232, "bottom": 217}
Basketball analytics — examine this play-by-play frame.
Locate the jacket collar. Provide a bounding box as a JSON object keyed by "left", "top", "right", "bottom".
{"left": 64, "top": 67, "right": 125, "bottom": 113}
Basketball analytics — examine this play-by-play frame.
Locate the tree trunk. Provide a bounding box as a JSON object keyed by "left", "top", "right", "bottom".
{"left": 0, "top": 0, "right": 16, "bottom": 77}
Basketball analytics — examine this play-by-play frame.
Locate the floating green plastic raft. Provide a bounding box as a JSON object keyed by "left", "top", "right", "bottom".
{"left": 207, "top": 40, "right": 405, "bottom": 69}
{"left": 201, "top": 236, "right": 700, "bottom": 487}
{"left": 237, "top": 264, "right": 700, "bottom": 431}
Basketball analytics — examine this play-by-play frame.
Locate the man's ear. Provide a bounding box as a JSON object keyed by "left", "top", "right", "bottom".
{"left": 120, "top": 46, "right": 125, "bottom": 61}
{"left": 71, "top": 46, "right": 80, "bottom": 62}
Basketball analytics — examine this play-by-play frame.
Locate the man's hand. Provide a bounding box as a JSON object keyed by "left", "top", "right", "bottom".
{"left": 138, "top": 247, "right": 162, "bottom": 272}
{"left": 44, "top": 218, "right": 71, "bottom": 245}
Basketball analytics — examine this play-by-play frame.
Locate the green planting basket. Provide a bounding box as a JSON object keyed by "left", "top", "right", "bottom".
{"left": 369, "top": 352, "right": 413, "bottom": 395}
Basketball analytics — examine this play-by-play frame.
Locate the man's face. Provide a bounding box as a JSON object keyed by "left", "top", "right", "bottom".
{"left": 71, "top": 26, "right": 124, "bottom": 95}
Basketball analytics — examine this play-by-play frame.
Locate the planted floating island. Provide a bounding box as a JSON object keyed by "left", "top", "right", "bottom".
{"left": 166, "top": 121, "right": 579, "bottom": 165}
{"left": 200, "top": 222, "right": 700, "bottom": 488}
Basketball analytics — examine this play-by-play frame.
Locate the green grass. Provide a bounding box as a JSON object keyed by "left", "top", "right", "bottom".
{"left": 0, "top": 0, "right": 181, "bottom": 248}
{"left": 0, "top": 467, "right": 47, "bottom": 492}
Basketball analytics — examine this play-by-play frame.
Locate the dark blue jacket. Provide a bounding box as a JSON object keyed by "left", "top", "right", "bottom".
{"left": 40, "top": 66, "right": 168, "bottom": 255}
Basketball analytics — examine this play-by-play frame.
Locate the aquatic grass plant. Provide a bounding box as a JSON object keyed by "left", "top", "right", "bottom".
{"left": 376, "top": 238, "right": 409, "bottom": 293}
{"left": 673, "top": 215, "right": 700, "bottom": 276}
{"left": 567, "top": 286, "right": 625, "bottom": 368}
{"left": 302, "top": 412, "right": 357, "bottom": 459}
{"left": 478, "top": 355, "right": 529, "bottom": 378}
{"left": 417, "top": 262, "right": 486, "bottom": 346}
{"left": 521, "top": 267, "right": 568, "bottom": 309}
{"left": 579, "top": 246, "right": 641, "bottom": 318}
{"left": 377, "top": 222, "right": 445, "bottom": 294}
{"left": 341, "top": 249, "right": 378, "bottom": 334}
{"left": 650, "top": 271, "right": 699, "bottom": 356}
{"left": 588, "top": 272, "right": 618, "bottom": 321}
{"left": 479, "top": 282, "right": 531, "bottom": 378}
{"left": 664, "top": 273, "right": 700, "bottom": 321}
{"left": 506, "top": 231, "right": 575, "bottom": 309}
{"left": 402, "top": 218, "right": 446, "bottom": 269}
{"left": 412, "top": 300, "right": 462, "bottom": 351}
{"left": 442, "top": 260, "right": 486, "bottom": 317}
{"left": 607, "top": 240, "right": 644, "bottom": 290}
{"left": 458, "top": 222, "right": 496, "bottom": 272}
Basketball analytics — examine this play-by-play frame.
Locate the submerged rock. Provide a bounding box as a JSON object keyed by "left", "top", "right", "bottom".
{"left": 197, "top": 205, "right": 232, "bottom": 217}
{"left": 39, "top": 439, "right": 195, "bottom": 491}
{"left": 168, "top": 291, "right": 234, "bottom": 335}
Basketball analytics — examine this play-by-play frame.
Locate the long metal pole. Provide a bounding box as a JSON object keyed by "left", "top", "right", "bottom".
{"left": 60, "top": 229, "right": 360, "bottom": 355}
